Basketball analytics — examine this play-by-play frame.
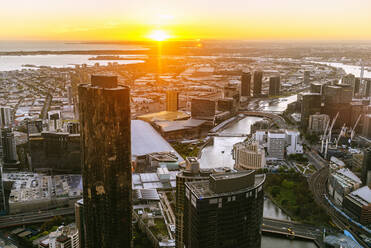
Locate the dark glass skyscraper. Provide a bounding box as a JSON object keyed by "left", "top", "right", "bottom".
{"left": 269, "top": 76, "right": 280, "bottom": 96}
{"left": 183, "top": 171, "right": 265, "bottom": 248}
{"left": 78, "top": 75, "right": 132, "bottom": 248}
{"left": 253, "top": 71, "right": 263, "bottom": 97}
{"left": 241, "top": 72, "right": 251, "bottom": 97}
{"left": 361, "top": 147, "right": 371, "bottom": 186}
{"left": 301, "top": 93, "right": 322, "bottom": 130}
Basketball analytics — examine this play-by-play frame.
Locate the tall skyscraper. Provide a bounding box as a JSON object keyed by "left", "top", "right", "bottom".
{"left": 166, "top": 90, "right": 179, "bottom": 112}
{"left": 241, "top": 72, "right": 251, "bottom": 97}
{"left": 362, "top": 114, "right": 371, "bottom": 139}
{"left": 365, "top": 79, "right": 371, "bottom": 97}
{"left": 301, "top": 93, "right": 322, "bottom": 130}
{"left": 269, "top": 76, "right": 280, "bottom": 96}
{"left": 183, "top": 171, "right": 265, "bottom": 248}
{"left": 354, "top": 78, "right": 360, "bottom": 96}
{"left": 0, "top": 128, "right": 19, "bottom": 168}
{"left": 253, "top": 71, "right": 263, "bottom": 97}
{"left": 78, "top": 75, "right": 132, "bottom": 248}
{"left": 176, "top": 158, "right": 210, "bottom": 248}
{"left": 0, "top": 162, "right": 6, "bottom": 215}
{"left": 304, "top": 70, "right": 310, "bottom": 84}
{"left": 0, "top": 107, "right": 13, "bottom": 128}
{"left": 75, "top": 199, "right": 85, "bottom": 248}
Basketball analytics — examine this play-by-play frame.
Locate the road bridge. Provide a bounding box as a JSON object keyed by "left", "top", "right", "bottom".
{"left": 262, "top": 218, "right": 324, "bottom": 247}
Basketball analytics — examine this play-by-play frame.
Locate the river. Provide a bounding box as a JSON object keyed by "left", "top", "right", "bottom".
{"left": 199, "top": 103, "right": 316, "bottom": 247}
{"left": 315, "top": 61, "right": 371, "bottom": 79}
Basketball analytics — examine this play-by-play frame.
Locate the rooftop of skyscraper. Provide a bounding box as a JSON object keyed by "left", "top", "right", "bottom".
{"left": 186, "top": 172, "right": 265, "bottom": 199}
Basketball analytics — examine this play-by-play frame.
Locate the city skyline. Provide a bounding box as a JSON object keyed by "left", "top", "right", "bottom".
{"left": 1, "top": 0, "right": 371, "bottom": 41}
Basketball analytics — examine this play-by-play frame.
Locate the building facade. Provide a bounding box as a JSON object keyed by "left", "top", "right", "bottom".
{"left": 308, "top": 113, "right": 330, "bottom": 134}
{"left": 268, "top": 76, "right": 280, "bottom": 96}
{"left": 253, "top": 71, "right": 263, "bottom": 97}
{"left": 78, "top": 75, "right": 132, "bottom": 248}
{"left": 0, "top": 107, "right": 13, "bottom": 128}
{"left": 191, "top": 98, "right": 216, "bottom": 120}
{"left": 301, "top": 93, "right": 321, "bottom": 130}
{"left": 304, "top": 70, "right": 310, "bottom": 84}
{"left": 361, "top": 147, "right": 371, "bottom": 186}
{"left": 241, "top": 72, "right": 251, "bottom": 97}
{"left": 233, "top": 140, "right": 265, "bottom": 170}
{"left": 0, "top": 128, "right": 19, "bottom": 168}
{"left": 166, "top": 90, "right": 179, "bottom": 112}
{"left": 183, "top": 171, "right": 265, "bottom": 248}
{"left": 342, "top": 186, "right": 371, "bottom": 225}
{"left": 267, "top": 130, "right": 286, "bottom": 160}
{"left": 285, "top": 130, "right": 303, "bottom": 155}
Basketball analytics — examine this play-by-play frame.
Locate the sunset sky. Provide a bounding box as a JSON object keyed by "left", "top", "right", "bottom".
{"left": 1, "top": 0, "right": 371, "bottom": 41}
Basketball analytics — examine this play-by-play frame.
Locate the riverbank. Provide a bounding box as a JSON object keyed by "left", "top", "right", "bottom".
{"left": 264, "top": 172, "right": 330, "bottom": 226}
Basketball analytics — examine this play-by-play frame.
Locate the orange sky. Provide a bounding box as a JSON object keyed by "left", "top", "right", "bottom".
{"left": 1, "top": 0, "right": 371, "bottom": 41}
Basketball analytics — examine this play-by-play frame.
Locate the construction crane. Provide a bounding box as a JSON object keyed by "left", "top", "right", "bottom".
{"left": 335, "top": 123, "right": 347, "bottom": 148}
{"left": 349, "top": 114, "right": 362, "bottom": 143}
{"left": 324, "top": 112, "right": 339, "bottom": 158}
{"left": 321, "top": 119, "right": 330, "bottom": 154}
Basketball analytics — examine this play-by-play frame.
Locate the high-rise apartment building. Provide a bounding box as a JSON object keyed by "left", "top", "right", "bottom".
{"left": 75, "top": 199, "right": 85, "bottom": 248}
{"left": 166, "top": 90, "right": 179, "bottom": 112}
{"left": 78, "top": 75, "right": 132, "bottom": 248}
{"left": 361, "top": 148, "right": 371, "bottom": 186}
{"left": 0, "top": 128, "right": 19, "bottom": 168}
{"left": 269, "top": 76, "right": 280, "bottom": 96}
{"left": 0, "top": 162, "right": 6, "bottom": 215}
{"left": 183, "top": 171, "right": 265, "bottom": 248}
{"left": 175, "top": 158, "right": 234, "bottom": 248}
{"left": 233, "top": 140, "right": 265, "bottom": 170}
{"left": 301, "top": 93, "right": 322, "bottom": 130}
{"left": 241, "top": 72, "right": 251, "bottom": 97}
{"left": 365, "top": 79, "right": 371, "bottom": 97}
{"left": 175, "top": 157, "right": 211, "bottom": 248}
{"left": 362, "top": 114, "right": 371, "bottom": 139}
{"left": 253, "top": 71, "right": 263, "bottom": 97}
{"left": 304, "top": 70, "right": 310, "bottom": 84}
{"left": 267, "top": 130, "right": 286, "bottom": 160}
{"left": 354, "top": 78, "right": 360, "bottom": 96}
{"left": 0, "top": 107, "right": 13, "bottom": 128}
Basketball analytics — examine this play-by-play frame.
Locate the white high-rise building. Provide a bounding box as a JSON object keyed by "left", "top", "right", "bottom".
{"left": 285, "top": 130, "right": 303, "bottom": 155}
{"left": 254, "top": 130, "right": 266, "bottom": 145}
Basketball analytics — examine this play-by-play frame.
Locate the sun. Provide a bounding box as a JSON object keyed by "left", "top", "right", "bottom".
{"left": 148, "top": 30, "right": 171, "bottom": 41}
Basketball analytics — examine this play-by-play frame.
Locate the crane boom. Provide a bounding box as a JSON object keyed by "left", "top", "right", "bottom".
{"left": 328, "top": 112, "right": 339, "bottom": 141}
{"left": 350, "top": 114, "right": 362, "bottom": 141}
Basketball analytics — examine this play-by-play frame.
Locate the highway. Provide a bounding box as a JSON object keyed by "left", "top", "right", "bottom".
{"left": 0, "top": 208, "right": 74, "bottom": 229}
